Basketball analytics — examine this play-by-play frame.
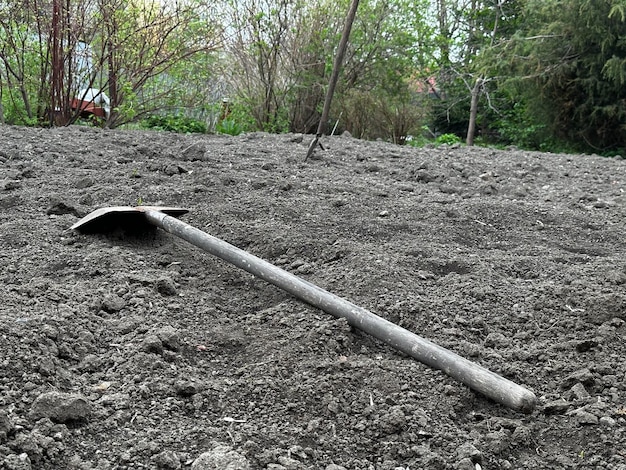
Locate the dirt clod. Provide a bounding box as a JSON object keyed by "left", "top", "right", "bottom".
{"left": 30, "top": 392, "right": 92, "bottom": 423}
{"left": 191, "top": 445, "right": 250, "bottom": 470}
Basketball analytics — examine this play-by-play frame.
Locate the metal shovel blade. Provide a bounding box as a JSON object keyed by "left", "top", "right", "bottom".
{"left": 70, "top": 206, "right": 189, "bottom": 233}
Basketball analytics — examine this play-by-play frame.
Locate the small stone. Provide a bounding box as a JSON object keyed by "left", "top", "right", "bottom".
{"left": 173, "top": 380, "right": 203, "bottom": 397}
{"left": 306, "top": 419, "right": 321, "bottom": 432}
{"left": 573, "top": 339, "right": 598, "bottom": 352}
{"left": 277, "top": 456, "right": 302, "bottom": 468}
{"left": 455, "top": 458, "right": 475, "bottom": 470}
{"left": 3, "top": 453, "right": 32, "bottom": 470}
{"left": 98, "top": 392, "right": 130, "bottom": 409}
{"left": 511, "top": 425, "right": 532, "bottom": 445}
{"left": 379, "top": 406, "right": 406, "bottom": 434}
{"left": 543, "top": 398, "right": 570, "bottom": 414}
{"left": 78, "top": 193, "right": 93, "bottom": 205}
{"left": 599, "top": 416, "right": 616, "bottom": 427}
{"left": 157, "top": 325, "right": 182, "bottom": 351}
{"left": 415, "top": 170, "right": 437, "bottom": 183}
{"left": 75, "top": 177, "right": 94, "bottom": 189}
{"left": 569, "top": 409, "right": 599, "bottom": 425}
{"left": 570, "top": 382, "right": 590, "bottom": 399}
{"left": 295, "top": 263, "right": 314, "bottom": 275}
{"left": 154, "top": 450, "right": 182, "bottom": 469}
{"left": 156, "top": 277, "right": 178, "bottom": 296}
{"left": 141, "top": 334, "right": 164, "bottom": 354}
{"left": 3, "top": 180, "right": 21, "bottom": 191}
{"left": 325, "top": 465, "right": 348, "bottom": 470}
{"left": 96, "top": 459, "right": 113, "bottom": 470}
{"left": 164, "top": 164, "right": 186, "bottom": 176}
{"left": 484, "top": 430, "right": 510, "bottom": 454}
{"left": 602, "top": 375, "right": 618, "bottom": 387}
{"left": 0, "top": 409, "right": 15, "bottom": 441}
{"left": 101, "top": 294, "right": 125, "bottom": 313}
{"left": 456, "top": 442, "right": 482, "bottom": 463}
{"left": 191, "top": 445, "right": 250, "bottom": 469}
{"left": 484, "top": 332, "right": 508, "bottom": 348}
{"left": 552, "top": 455, "right": 575, "bottom": 467}
{"left": 327, "top": 400, "right": 340, "bottom": 414}
{"left": 46, "top": 200, "right": 80, "bottom": 216}
{"left": 30, "top": 391, "right": 92, "bottom": 423}
{"left": 78, "top": 354, "right": 102, "bottom": 372}
{"left": 561, "top": 368, "right": 595, "bottom": 389}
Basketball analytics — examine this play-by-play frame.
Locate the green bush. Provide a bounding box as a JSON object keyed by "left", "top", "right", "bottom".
{"left": 337, "top": 88, "right": 430, "bottom": 144}
{"left": 142, "top": 114, "right": 206, "bottom": 133}
{"left": 435, "top": 133, "right": 462, "bottom": 145}
{"left": 1, "top": 95, "right": 39, "bottom": 126}
{"left": 215, "top": 118, "right": 243, "bottom": 136}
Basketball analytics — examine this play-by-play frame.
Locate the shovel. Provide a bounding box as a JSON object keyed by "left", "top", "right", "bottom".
{"left": 71, "top": 206, "right": 537, "bottom": 413}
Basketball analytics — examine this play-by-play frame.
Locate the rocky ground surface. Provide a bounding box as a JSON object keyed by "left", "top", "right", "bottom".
{"left": 0, "top": 125, "right": 625, "bottom": 469}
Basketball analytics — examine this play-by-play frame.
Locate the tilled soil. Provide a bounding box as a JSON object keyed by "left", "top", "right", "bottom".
{"left": 1, "top": 125, "right": 625, "bottom": 470}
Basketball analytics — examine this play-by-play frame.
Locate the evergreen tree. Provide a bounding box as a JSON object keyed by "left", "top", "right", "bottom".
{"left": 501, "top": 0, "right": 626, "bottom": 152}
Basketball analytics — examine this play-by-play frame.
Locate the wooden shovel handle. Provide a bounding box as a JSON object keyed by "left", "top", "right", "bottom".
{"left": 144, "top": 209, "right": 537, "bottom": 413}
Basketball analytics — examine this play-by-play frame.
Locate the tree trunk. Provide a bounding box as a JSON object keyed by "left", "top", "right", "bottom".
{"left": 0, "top": 74, "right": 4, "bottom": 123}
{"left": 437, "top": 0, "right": 450, "bottom": 65}
{"left": 466, "top": 77, "right": 482, "bottom": 146}
{"left": 50, "top": 0, "right": 64, "bottom": 125}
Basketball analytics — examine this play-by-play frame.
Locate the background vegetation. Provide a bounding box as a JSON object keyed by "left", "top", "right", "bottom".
{"left": 1, "top": 0, "right": 626, "bottom": 155}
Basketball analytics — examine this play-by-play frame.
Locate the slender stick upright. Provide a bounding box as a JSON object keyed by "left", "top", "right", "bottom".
{"left": 305, "top": 0, "right": 360, "bottom": 160}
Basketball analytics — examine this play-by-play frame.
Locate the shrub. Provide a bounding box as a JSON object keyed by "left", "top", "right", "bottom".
{"left": 435, "top": 133, "right": 462, "bottom": 145}
{"left": 215, "top": 119, "right": 243, "bottom": 136}
{"left": 142, "top": 114, "right": 207, "bottom": 133}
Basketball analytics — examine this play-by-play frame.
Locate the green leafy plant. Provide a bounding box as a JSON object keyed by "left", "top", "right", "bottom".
{"left": 435, "top": 133, "right": 462, "bottom": 145}
{"left": 215, "top": 118, "right": 243, "bottom": 136}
